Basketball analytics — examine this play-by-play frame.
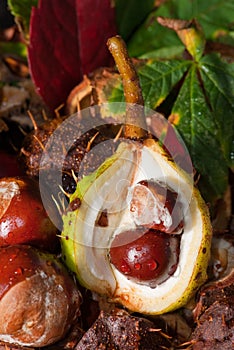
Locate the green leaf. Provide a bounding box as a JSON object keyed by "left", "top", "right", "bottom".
{"left": 102, "top": 52, "right": 232, "bottom": 203}
{"left": 139, "top": 45, "right": 184, "bottom": 60}
{"left": 193, "top": 0, "right": 234, "bottom": 39}
{"left": 105, "top": 59, "right": 190, "bottom": 108}
{"left": 101, "top": 59, "right": 190, "bottom": 123}
{"left": 115, "top": 0, "right": 155, "bottom": 41}
{"left": 138, "top": 60, "right": 191, "bottom": 109}
{"left": 127, "top": 9, "right": 181, "bottom": 58}
{"left": 170, "top": 64, "right": 229, "bottom": 202}
{"left": 0, "top": 42, "right": 27, "bottom": 58}
{"left": 199, "top": 54, "right": 234, "bottom": 168}
{"left": 128, "top": 0, "right": 234, "bottom": 58}
{"left": 8, "top": 0, "right": 38, "bottom": 40}
{"left": 157, "top": 17, "right": 206, "bottom": 61}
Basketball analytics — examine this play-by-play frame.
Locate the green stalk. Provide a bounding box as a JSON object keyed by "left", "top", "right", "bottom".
{"left": 107, "top": 35, "right": 148, "bottom": 139}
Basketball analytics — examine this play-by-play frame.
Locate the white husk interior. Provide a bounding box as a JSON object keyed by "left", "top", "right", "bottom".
{"left": 72, "top": 143, "right": 139, "bottom": 294}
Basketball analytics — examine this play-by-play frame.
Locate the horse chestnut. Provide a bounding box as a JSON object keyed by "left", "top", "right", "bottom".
{"left": 0, "top": 176, "right": 59, "bottom": 252}
{"left": 110, "top": 228, "right": 179, "bottom": 283}
{"left": 0, "top": 245, "right": 82, "bottom": 347}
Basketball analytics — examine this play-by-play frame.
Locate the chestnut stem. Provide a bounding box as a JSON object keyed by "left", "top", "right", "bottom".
{"left": 107, "top": 35, "right": 148, "bottom": 139}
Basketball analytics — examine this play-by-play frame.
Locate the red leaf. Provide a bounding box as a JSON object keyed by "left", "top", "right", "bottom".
{"left": 28, "top": 0, "right": 117, "bottom": 111}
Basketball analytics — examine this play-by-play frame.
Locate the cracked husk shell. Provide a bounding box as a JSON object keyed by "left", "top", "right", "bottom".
{"left": 62, "top": 138, "right": 212, "bottom": 315}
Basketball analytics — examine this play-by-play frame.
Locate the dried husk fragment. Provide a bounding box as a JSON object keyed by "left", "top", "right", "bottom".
{"left": 75, "top": 308, "right": 172, "bottom": 349}
{"left": 191, "top": 267, "right": 234, "bottom": 349}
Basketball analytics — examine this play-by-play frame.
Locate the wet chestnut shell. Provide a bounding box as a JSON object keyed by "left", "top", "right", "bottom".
{"left": 0, "top": 245, "right": 82, "bottom": 347}
{"left": 110, "top": 228, "right": 178, "bottom": 283}
{"left": 0, "top": 176, "right": 59, "bottom": 252}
